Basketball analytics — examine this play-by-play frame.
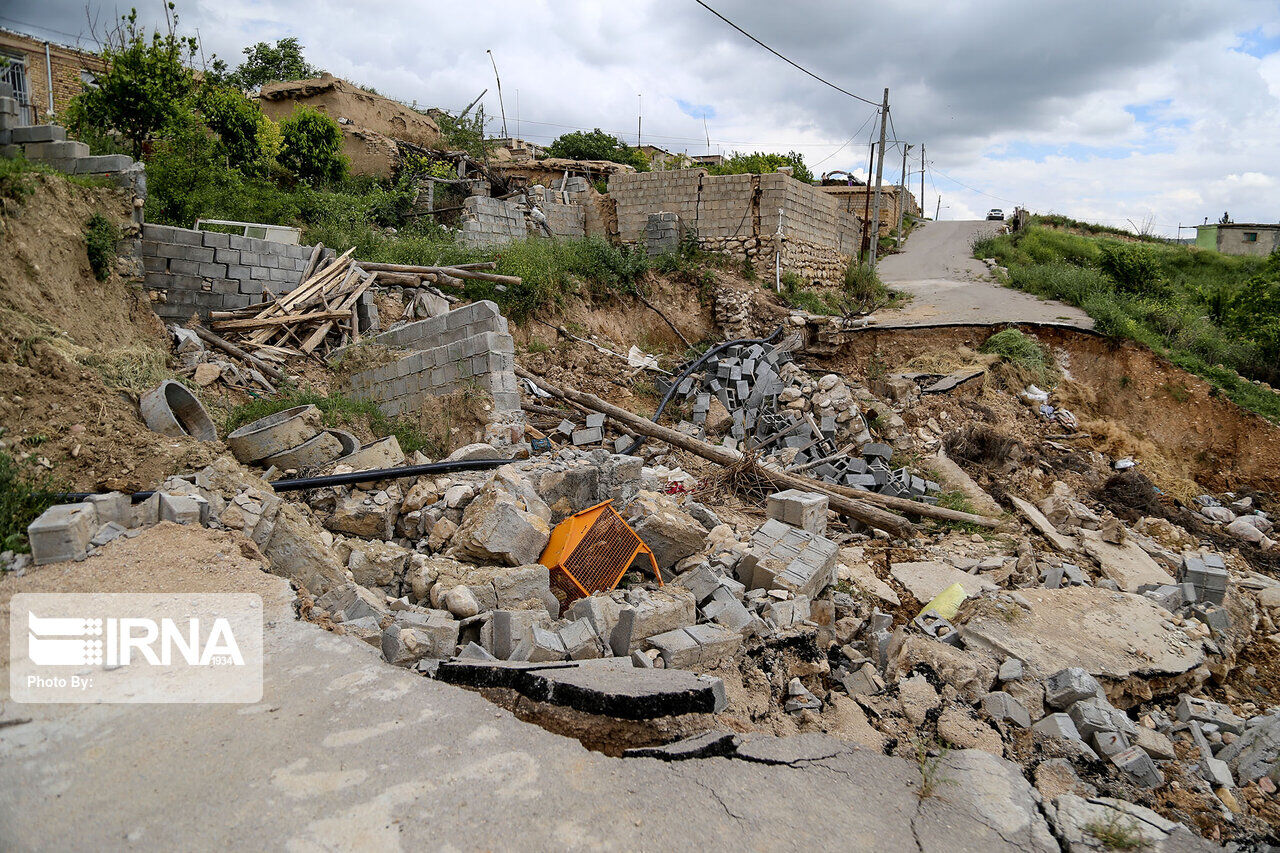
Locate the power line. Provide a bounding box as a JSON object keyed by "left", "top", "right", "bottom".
{"left": 0, "top": 14, "right": 97, "bottom": 46}
{"left": 694, "top": 0, "right": 881, "bottom": 107}
{"left": 810, "top": 109, "right": 878, "bottom": 168}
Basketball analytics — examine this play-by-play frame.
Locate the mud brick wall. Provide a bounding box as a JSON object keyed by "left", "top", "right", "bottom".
{"left": 612, "top": 169, "right": 855, "bottom": 285}
{"left": 460, "top": 196, "right": 526, "bottom": 248}
{"left": 141, "top": 224, "right": 334, "bottom": 323}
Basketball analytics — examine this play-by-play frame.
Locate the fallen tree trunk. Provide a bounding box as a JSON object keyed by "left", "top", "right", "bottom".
{"left": 357, "top": 261, "right": 521, "bottom": 286}
{"left": 515, "top": 366, "right": 915, "bottom": 539}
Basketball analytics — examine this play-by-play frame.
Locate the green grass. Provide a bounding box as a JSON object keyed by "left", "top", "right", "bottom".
{"left": 978, "top": 221, "right": 1280, "bottom": 422}
{"left": 225, "top": 388, "right": 444, "bottom": 457}
{"left": 84, "top": 213, "right": 118, "bottom": 281}
{"left": 1084, "top": 812, "right": 1149, "bottom": 850}
{"left": 0, "top": 449, "right": 65, "bottom": 554}
{"left": 980, "top": 327, "right": 1054, "bottom": 384}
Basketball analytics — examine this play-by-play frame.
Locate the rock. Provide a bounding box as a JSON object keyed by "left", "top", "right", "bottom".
{"left": 1045, "top": 667, "right": 1105, "bottom": 709}
{"left": 623, "top": 491, "right": 707, "bottom": 570}
{"left": 315, "top": 582, "right": 387, "bottom": 623}
{"left": 1216, "top": 712, "right": 1280, "bottom": 783}
{"left": 917, "top": 750, "right": 1058, "bottom": 852}
{"left": 532, "top": 466, "right": 599, "bottom": 522}
{"left": 381, "top": 612, "right": 459, "bottom": 665}
{"left": 448, "top": 486, "right": 551, "bottom": 567}
{"left": 1133, "top": 725, "right": 1177, "bottom": 761}
{"left": 426, "top": 517, "right": 457, "bottom": 552}
{"left": 890, "top": 560, "right": 997, "bottom": 603}
{"left": 838, "top": 551, "right": 900, "bottom": 605}
{"left": 891, "top": 635, "right": 999, "bottom": 704}
{"left": 263, "top": 504, "right": 347, "bottom": 595}
{"left": 444, "top": 443, "right": 506, "bottom": 462}
{"left": 347, "top": 539, "right": 411, "bottom": 588}
{"left": 1048, "top": 795, "right": 1204, "bottom": 851}
{"left": 193, "top": 362, "right": 221, "bottom": 386}
{"left": 443, "top": 585, "right": 480, "bottom": 619}
{"left": 625, "top": 586, "right": 697, "bottom": 648}
{"left": 1034, "top": 758, "right": 1096, "bottom": 800}
{"left": 1079, "top": 529, "right": 1174, "bottom": 592}
{"left": 899, "top": 674, "right": 940, "bottom": 727}
{"left": 328, "top": 491, "right": 398, "bottom": 539}
{"left": 961, "top": 587, "right": 1206, "bottom": 708}
{"left": 981, "top": 691, "right": 1032, "bottom": 728}
{"left": 937, "top": 705, "right": 1004, "bottom": 754}
{"left": 431, "top": 559, "right": 554, "bottom": 614}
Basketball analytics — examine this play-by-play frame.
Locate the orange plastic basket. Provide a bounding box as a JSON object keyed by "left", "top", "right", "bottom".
{"left": 538, "top": 499, "right": 661, "bottom": 613}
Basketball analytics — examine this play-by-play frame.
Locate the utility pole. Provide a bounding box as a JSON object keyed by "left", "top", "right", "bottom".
{"left": 868, "top": 88, "right": 889, "bottom": 272}
{"left": 935, "top": 195, "right": 942, "bottom": 221}
{"left": 920, "top": 144, "right": 925, "bottom": 220}
{"left": 859, "top": 140, "right": 875, "bottom": 261}
{"left": 897, "top": 143, "right": 911, "bottom": 245}
{"left": 486, "top": 51, "right": 508, "bottom": 138}
{"left": 637, "top": 94, "right": 642, "bottom": 149}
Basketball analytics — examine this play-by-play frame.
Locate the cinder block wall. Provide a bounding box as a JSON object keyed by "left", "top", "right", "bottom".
{"left": 541, "top": 199, "right": 585, "bottom": 238}
{"left": 460, "top": 196, "right": 526, "bottom": 248}
{"left": 141, "top": 224, "right": 334, "bottom": 322}
{"left": 339, "top": 301, "right": 521, "bottom": 418}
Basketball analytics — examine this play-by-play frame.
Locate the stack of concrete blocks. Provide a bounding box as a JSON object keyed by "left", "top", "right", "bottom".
{"left": 26, "top": 491, "right": 210, "bottom": 567}
{"left": 645, "top": 211, "right": 684, "bottom": 256}
{"left": 140, "top": 224, "right": 346, "bottom": 323}
{"left": 340, "top": 300, "right": 521, "bottom": 419}
{"left": 766, "top": 490, "right": 829, "bottom": 536}
{"left": 460, "top": 196, "right": 527, "bottom": 248}
{"left": 736, "top": 518, "right": 839, "bottom": 599}
{"left": 0, "top": 87, "right": 145, "bottom": 201}
{"left": 1179, "top": 553, "right": 1228, "bottom": 605}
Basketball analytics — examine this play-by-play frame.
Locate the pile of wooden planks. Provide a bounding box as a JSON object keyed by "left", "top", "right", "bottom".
{"left": 356, "top": 261, "right": 521, "bottom": 290}
{"left": 207, "top": 248, "right": 374, "bottom": 359}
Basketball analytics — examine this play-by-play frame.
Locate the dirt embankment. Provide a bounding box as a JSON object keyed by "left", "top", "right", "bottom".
{"left": 0, "top": 174, "right": 220, "bottom": 491}
{"left": 831, "top": 324, "right": 1280, "bottom": 495}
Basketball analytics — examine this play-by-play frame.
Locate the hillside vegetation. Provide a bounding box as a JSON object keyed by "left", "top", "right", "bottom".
{"left": 974, "top": 221, "right": 1280, "bottom": 421}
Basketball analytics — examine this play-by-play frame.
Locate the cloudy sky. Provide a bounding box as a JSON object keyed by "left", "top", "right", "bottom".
{"left": 8, "top": 0, "right": 1280, "bottom": 234}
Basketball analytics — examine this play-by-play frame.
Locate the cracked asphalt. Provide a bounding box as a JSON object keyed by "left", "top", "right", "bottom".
{"left": 2, "top": 569, "right": 1066, "bottom": 851}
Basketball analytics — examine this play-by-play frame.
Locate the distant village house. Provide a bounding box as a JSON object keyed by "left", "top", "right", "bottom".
{"left": 0, "top": 28, "right": 105, "bottom": 124}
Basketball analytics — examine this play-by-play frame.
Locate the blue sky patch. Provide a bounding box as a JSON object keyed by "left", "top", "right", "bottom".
{"left": 1237, "top": 26, "right": 1280, "bottom": 58}
{"left": 676, "top": 99, "right": 716, "bottom": 120}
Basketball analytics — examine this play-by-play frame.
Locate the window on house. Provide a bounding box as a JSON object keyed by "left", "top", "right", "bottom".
{"left": 79, "top": 69, "right": 99, "bottom": 88}
{"left": 0, "top": 52, "right": 32, "bottom": 125}
{"left": 1244, "top": 232, "right": 1258, "bottom": 242}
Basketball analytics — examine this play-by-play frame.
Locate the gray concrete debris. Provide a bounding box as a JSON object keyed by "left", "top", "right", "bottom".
{"left": 1045, "top": 667, "right": 1106, "bottom": 709}
{"left": 981, "top": 691, "right": 1032, "bottom": 728}
{"left": 1175, "top": 694, "right": 1245, "bottom": 735}
{"left": 225, "top": 403, "right": 321, "bottom": 463}
{"left": 646, "top": 623, "right": 742, "bottom": 669}
{"left": 1048, "top": 794, "right": 1214, "bottom": 851}
{"left": 766, "top": 489, "right": 829, "bottom": 536}
{"left": 999, "top": 658, "right": 1024, "bottom": 682}
{"left": 1111, "top": 745, "right": 1163, "bottom": 788}
{"left": 622, "top": 731, "right": 739, "bottom": 761}
{"left": 784, "top": 677, "right": 822, "bottom": 713}
{"left": 27, "top": 503, "right": 97, "bottom": 565}
{"left": 738, "top": 518, "right": 838, "bottom": 598}
{"left": 434, "top": 658, "right": 727, "bottom": 719}
{"left": 1215, "top": 711, "right": 1280, "bottom": 783}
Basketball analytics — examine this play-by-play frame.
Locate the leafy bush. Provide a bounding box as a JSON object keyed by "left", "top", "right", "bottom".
{"left": 84, "top": 213, "right": 118, "bottom": 281}
{"left": 844, "top": 259, "right": 888, "bottom": 306}
{"left": 196, "top": 84, "right": 278, "bottom": 176}
{"left": 1099, "top": 241, "right": 1163, "bottom": 295}
{"left": 0, "top": 450, "right": 63, "bottom": 554}
{"left": 64, "top": 6, "right": 197, "bottom": 158}
{"left": 545, "top": 129, "right": 649, "bottom": 171}
{"left": 278, "top": 106, "right": 347, "bottom": 185}
{"left": 708, "top": 150, "right": 813, "bottom": 183}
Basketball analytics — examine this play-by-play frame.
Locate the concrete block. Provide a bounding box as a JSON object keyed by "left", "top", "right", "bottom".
{"left": 158, "top": 492, "right": 208, "bottom": 525}
{"left": 981, "top": 691, "right": 1031, "bottom": 728}
{"left": 27, "top": 503, "right": 97, "bottom": 565}
{"left": 1111, "top": 746, "right": 1163, "bottom": 788}
{"left": 1176, "top": 694, "right": 1245, "bottom": 735}
{"left": 11, "top": 124, "right": 66, "bottom": 144}
{"left": 1045, "top": 667, "right": 1104, "bottom": 709}
{"left": 766, "top": 489, "right": 829, "bottom": 536}
{"left": 85, "top": 492, "right": 131, "bottom": 527}
{"left": 1032, "top": 712, "right": 1086, "bottom": 744}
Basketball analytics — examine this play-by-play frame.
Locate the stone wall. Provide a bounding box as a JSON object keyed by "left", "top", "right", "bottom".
{"left": 339, "top": 301, "right": 521, "bottom": 418}
{"left": 611, "top": 169, "right": 858, "bottom": 285}
{"left": 141, "top": 224, "right": 339, "bottom": 323}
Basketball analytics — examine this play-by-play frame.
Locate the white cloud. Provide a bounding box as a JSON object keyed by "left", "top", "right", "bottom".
{"left": 11, "top": 0, "right": 1280, "bottom": 235}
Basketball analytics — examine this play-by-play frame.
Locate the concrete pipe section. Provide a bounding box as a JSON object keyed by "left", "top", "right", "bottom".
{"left": 331, "top": 435, "right": 406, "bottom": 472}
{"left": 326, "top": 428, "right": 360, "bottom": 456}
{"left": 140, "top": 380, "right": 218, "bottom": 441}
{"left": 261, "top": 430, "right": 344, "bottom": 472}
{"left": 226, "top": 404, "right": 323, "bottom": 464}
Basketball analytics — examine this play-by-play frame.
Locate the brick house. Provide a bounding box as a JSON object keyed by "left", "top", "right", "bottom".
{"left": 0, "top": 28, "right": 104, "bottom": 124}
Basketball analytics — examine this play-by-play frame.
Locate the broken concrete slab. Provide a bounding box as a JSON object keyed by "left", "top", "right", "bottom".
{"left": 1080, "top": 528, "right": 1175, "bottom": 593}
{"left": 1008, "top": 495, "right": 1078, "bottom": 554}
{"left": 27, "top": 502, "right": 96, "bottom": 565}
{"left": 434, "top": 658, "right": 727, "bottom": 719}
{"left": 447, "top": 488, "right": 552, "bottom": 567}
{"left": 890, "top": 560, "right": 997, "bottom": 603}
{"left": 913, "top": 750, "right": 1059, "bottom": 853}
{"left": 961, "top": 587, "right": 1206, "bottom": 708}
{"left": 622, "top": 731, "right": 738, "bottom": 760}
{"left": 1048, "top": 794, "right": 1214, "bottom": 851}
{"left": 623, "top": 491, "right": 708, "bottom": 570}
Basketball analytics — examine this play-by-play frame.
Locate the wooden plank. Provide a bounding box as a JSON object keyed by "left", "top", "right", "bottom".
{"left": 298, "top": 272, "right": 377, "bottom": 353}
{"left": 211, "top": 310, "right": 355, "bottom": 331}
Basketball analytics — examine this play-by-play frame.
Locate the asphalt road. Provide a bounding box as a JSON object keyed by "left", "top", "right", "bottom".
{"left": 874, "top": 220, "right": 1093, "bottom": 328}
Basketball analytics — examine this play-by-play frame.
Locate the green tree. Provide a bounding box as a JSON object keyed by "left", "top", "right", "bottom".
{"left": 545, "top": 129, "right": 649, "bottom": 171}
{"left": 196, "top": 84, "right": 278, "bottom": 176}
{"left": 708, "top": 151, "right": 814, "bottom": 183}
{"left": 278, "top": 106, "right": 347, "bottom": 184}
{"left": 214, "top": 37, "right": 319, "bottom": 92}
{"left": 64, "top": 5, "right": 196, "bottom": 158}
{"left": 1229, "top": 251, "right": 1280, "bottom": 383}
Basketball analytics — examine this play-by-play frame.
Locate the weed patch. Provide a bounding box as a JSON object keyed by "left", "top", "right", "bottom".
{"left": 980, "top": 328, "right": 1053, "bottom": 385}
{"left": 0, "top": 449, "right": 64, "bottom": 554}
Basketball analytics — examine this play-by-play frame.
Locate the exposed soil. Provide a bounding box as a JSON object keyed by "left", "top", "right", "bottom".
{"left": 0, "top": 174, "right": 221, "bottom": 491}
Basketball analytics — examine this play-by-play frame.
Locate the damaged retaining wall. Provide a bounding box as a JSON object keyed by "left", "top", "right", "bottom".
{"left": 338, "top": 300, "right": 522, "bottom": 418}
{"left": 459, "top": 194, "right": 586, "bottom": 249}
{"left": 611, "top": 170, "right": 859, "bottom": 285}
{"left": 140, "top": 224, "right": 348, "bottom": 323}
